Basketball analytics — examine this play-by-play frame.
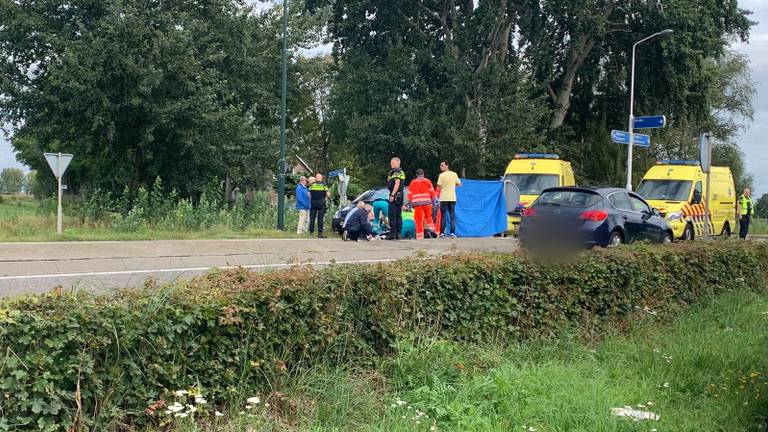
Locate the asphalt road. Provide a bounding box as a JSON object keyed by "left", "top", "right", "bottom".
{"left": 0, "top": 237, "right": 518, "bottom": 297}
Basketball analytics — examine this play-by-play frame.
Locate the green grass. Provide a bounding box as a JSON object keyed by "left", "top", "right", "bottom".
{"left": 156, "top": 290, "right": 768, "bottom": 432}
{"left": 0, "top": 195, "right": 314, "bottom": 241}
{"left": 751, "top": 218, "right": 768, "bottom": 235}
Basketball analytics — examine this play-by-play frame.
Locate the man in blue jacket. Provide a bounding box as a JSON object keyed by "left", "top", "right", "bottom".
{"left": 295, "top": 176, "right": 310, "bottom": 235}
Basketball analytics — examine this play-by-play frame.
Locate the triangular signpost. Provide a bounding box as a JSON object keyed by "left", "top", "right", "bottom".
{"left": 43, "top": 152, "right": 74, "bottom": 235}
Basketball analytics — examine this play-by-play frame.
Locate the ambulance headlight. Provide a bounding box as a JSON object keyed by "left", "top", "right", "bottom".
{"left": 666, "top": 212, "right": 683, "bottom": 221}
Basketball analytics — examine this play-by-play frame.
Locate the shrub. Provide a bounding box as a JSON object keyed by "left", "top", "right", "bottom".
{"left": 0, "top": 242, "right": 766, "bottom": 430}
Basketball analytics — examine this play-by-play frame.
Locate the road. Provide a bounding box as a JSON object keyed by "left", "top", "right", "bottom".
{"left": 0, "top": 237, "right": 518, "bottom": 297}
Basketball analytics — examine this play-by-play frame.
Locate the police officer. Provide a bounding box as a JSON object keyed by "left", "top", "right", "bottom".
{"left": 387, "top": 157, "right": 406, "bottom": 240}
{"left": 738, "top": 187, "right": 756, "bottom": 239}
{"left": 308, "top": 173, "right": 331, "bottom": 238}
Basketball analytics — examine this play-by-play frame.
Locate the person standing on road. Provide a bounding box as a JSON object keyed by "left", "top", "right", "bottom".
{"left": 408, "top": 169, "right": 437, "bottom": 240}
{"left": 295, "top": 176, "right": 311, "bottom": 235}
{"left": 308, "top": 173, "right": 331, "bottom": 238}
{"left": 436, "top": 160, "right": 461, "bottom": 238}
{"left": 738, "top": 187, "right": 756, "bottom": 239}
{"left": 387, "top": 157, "right": 406, "bottom": 240}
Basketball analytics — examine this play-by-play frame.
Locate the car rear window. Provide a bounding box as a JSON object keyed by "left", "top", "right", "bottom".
{"left": 537, "top": 190, "right": 602, "bottom": 207}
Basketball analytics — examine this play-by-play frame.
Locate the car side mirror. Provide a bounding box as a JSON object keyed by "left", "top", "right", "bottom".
{"left": 652, "top": 208, "right": 661, "bottom": 217}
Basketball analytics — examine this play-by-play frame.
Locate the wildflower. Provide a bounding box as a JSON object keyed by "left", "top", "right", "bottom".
{"left": 663, "top": 382, "right": 670, "bottom": 388}
{"left": 246, "top": 405, "right": 253, "bottom": 410}
{"left": 246, "top": 396, "right": 261, "bottom": 405}
{"left": 167, "top": 402, "right": 184, "bottom": 413}
{"left": 395, "top": 398, "right": 407, "bottom": 406}
{"left": 194, "top": 396, "right": 207, "bottom": 405}
{"left": 174, "top": 412, "right": 189, "bottom": 418}
{"left": 186, "top": 404, "right": 197, "bottom": 413}
{"left": 646, "top": 401, "right": 654, "bottom": 406}
{"left": 215, "top": 411, "right": 224, "bottom": 417}
{"left": 527, "top": 427, "right": 537, "bottom": 432}
{"left": 431, "top": 426, "right": 437, "bottom": 431}
{"left": 264, "top": 403, "right": 271, "bottom": 408}
{"left": 611, "top": 407, "right": 660, "bottom": 421}
{"left": 174, "top": 390, "right": 188, "bottom": 397}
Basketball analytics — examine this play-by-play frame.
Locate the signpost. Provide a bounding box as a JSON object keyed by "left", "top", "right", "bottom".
{"left": 328, "top": 168, "right": 349, "bottom": 206}
{"left": 633, "top": 115, "right": 667, "bottom": 129}
{"left": 699, "top": 133, "right": 713, "bottom": 237}
{"left": 44, "top": 152, "right": 73, "bottom": 235}
{"left": 611, "top": 130, "right": 651, "bottom": 148}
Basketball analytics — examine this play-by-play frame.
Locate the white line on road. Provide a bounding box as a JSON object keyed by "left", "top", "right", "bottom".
{"left": 0, "top": 258, "right": 399, "bottom": 281}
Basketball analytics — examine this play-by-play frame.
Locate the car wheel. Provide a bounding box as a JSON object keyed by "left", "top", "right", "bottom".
{"left": 721, "top": 223, "right": 731, "bottom": 238}
{"left": 608, "top": 231, "right": 623, "bottom": 247}
{"left": 682, "top": 223, "right": 694, "bottom": 241}
{"left": 660, "top": 231, "right": 673, "bottom": 245}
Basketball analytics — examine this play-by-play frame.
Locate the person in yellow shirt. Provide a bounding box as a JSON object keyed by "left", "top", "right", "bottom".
{"left": 436, "top": 160, "right": 461, "bottom": 238}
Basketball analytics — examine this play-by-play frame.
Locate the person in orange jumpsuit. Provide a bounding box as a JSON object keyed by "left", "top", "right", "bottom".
{"left": 407, "top": 169, "right": 438, "bottom": 240}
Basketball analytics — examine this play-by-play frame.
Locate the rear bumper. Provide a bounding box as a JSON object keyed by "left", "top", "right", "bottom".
{"left": 519, "top": 221, "right": 611, "bottom": 248}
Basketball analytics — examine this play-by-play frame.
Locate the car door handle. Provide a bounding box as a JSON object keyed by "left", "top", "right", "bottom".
{"left": 622, "top": 215, "right": 629, "bottom": 220}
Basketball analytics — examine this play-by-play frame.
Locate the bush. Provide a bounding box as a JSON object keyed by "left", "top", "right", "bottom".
{"left": 0, "top": 242, "right": 766, "bottom": 430}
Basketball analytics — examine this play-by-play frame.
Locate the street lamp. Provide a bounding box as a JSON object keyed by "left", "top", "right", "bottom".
{"left": 277, "top": 0, "right": 289, "bottom": 230}
{"left": 625, "top": 29, "right": 674, "bottom": 191}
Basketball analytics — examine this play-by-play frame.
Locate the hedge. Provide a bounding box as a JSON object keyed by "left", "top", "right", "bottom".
{"left": 1, "top": 242, "right": 766, "bottom": 430}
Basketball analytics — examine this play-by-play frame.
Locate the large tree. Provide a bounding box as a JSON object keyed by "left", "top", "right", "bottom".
{"left": 0, "top": 0, "right": 285, "bottom": 197}
{"left": 0, "top": 167, "right": 24, "bottom": 194}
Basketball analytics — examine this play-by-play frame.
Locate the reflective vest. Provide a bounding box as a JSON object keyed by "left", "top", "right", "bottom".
{"left": 308, "top": 182, "right": 329, "bottom": 205}
{"left": 407, "top": 177, "right": 436, "bottom": 207}
{"left": 738, "top": 194, "right": 755, "bottom": 216}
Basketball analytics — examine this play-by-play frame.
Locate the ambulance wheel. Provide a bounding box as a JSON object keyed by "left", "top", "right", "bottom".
{"left": 721, "top": 222, "right": 731, "bottom": 238}
{"left": 682, "top": 223, "right": 694, "bottom": 241}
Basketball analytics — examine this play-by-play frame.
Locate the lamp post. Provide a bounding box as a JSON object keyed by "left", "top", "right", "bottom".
{"left": 625, "top": 29, "right": 674, "bottom": 191}
{"left": 277, "top": 0, "right": 289, "bottom": 230}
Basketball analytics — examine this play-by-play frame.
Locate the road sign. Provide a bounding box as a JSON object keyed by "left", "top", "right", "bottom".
{"left": 328, "top": 168, "right": 346, "bottom": 178}
{"left": 633, "top": 115, "right": 667, "bottom": 129}
{"left": 44, "top": 153, "right": 73, "bottom": 178}
{"left": 43, "top": 152, "right": 73, "bottom": 235}
{"left": 611, "top": 130, "right": 651, "bottom": 148}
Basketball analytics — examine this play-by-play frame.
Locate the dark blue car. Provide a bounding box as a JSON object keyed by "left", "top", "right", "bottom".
{"left": 519, "top": 187, "right": 673, "bottom": 248}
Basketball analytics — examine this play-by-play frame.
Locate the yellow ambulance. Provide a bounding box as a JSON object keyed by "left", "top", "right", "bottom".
{"left": 636, "top": 160, "right": 736, "bottom": 240}
{"left": 504, "top": 153, "right": 576, "bottom": 233}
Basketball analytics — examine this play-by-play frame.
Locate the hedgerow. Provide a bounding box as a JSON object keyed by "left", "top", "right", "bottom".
{"left": 0, "top": 242, "right": 766, "bottom": 430}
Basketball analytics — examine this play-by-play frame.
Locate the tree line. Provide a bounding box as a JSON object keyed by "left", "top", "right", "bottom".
{"left": 0, "top": 0, "right": 756, "bottom": 201}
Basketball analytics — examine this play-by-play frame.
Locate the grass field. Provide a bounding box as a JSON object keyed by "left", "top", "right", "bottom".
{"left": 153, "top": 290, "right": 768, "bottom": 432}
{"left": 0, "top": 194, "right": 307, "bottom": 241}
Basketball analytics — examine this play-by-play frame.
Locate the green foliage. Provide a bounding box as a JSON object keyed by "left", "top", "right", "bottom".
{"left": 1, "top": 242, "right": 766, "bottom": 430}
{"left": 0, "top": 167, "right": 25, "bottom": 194}
{"left": 755, "top": 194, "right": 768, "bottom": 219}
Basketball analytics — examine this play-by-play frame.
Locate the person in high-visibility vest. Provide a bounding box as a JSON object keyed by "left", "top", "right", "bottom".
{"left": 407, "top": 169, "right": 437, "bottom": 240}
{"left": 308, "top": 173, "right": 331, "bottom": 238}
{"left": 738, "top": 187, "right": 756, "bottom": 239}
{"left": 386, "top": 157, "right": 406, "bottom": 240}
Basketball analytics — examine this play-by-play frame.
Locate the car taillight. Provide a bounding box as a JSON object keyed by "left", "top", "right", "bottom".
{"left": 521, "top": 207, "right": 537, "bottom": 218}
{"left": 580, "top": 210, "right": 608, "bottom": 222}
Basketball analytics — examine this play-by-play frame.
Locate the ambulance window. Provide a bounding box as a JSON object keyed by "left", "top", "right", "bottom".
{"left": 692, "top": 182, "right": 702, "bottom": 204}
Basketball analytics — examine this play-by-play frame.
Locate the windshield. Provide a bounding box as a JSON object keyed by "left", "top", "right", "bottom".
{"left": 504, "top": 174, "right": 559, "bottom": 195}
{"left": 537, "top": 190, "right": 602, "bottom": 208}
{"left": 636, "top": 180, "right": 692, "bottom": 201}
{"left": 353, "top": 190, "right": 375, "bottom": 203}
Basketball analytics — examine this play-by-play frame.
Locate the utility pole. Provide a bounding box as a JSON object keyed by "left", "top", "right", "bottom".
{"left": 625, "top": 29, "right": 673, "bottom": 190}
{"left": 277, "top": 0, "right": 289, "bottom": 230}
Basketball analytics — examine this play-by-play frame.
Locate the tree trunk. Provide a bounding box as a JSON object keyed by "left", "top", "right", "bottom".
{"left": 224, "top": 174, "right": 232, "bottom": 203}
{"left": 549, "top": 36, "right": 595, "bottom": 130}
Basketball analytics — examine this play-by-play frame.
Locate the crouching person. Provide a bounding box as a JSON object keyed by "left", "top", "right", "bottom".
{"left": 346, "top": 204, "right": 375, "bottom": 241}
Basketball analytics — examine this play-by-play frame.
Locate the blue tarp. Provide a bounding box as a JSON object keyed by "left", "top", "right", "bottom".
{"left": 450, "top": 179, "right": 507, "bottom": 238}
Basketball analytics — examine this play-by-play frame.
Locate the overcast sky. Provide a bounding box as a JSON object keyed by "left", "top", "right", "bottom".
{"left": 1, "top": 1, "right": 766, "bottom": 195}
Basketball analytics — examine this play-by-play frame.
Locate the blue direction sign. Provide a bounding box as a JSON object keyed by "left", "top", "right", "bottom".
{"left": 611, "top": 130, "right": 651, "bottom": 148}
{"left": 328, "top": 168, "right": 346, "bottom": 178}
{"left": 633, "top": 115, "right": 667, "bottom": 129}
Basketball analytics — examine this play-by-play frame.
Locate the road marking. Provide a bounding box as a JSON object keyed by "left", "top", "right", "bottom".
{"left": 0, "top": 258, "right": 399, "bottom": 281}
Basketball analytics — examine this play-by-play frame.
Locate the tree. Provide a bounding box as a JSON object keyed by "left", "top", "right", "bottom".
{"left": 0, "top": 167, "right": 25, "bottom": 193}
{"left": 756, "top": 194, "right": 768, "bottom": 219}
{"left": 22, "top": 171, "right": 43, "bottom": 197}
{"left": 0, "top": 0, "right": 289, "bottom": 198}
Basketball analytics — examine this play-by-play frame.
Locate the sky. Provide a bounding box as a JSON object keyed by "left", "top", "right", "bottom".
{"left": 1, "top": 1, "right": 766, "bottom": 195}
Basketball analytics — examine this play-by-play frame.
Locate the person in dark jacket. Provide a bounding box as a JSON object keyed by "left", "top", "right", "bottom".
{"left": 308, "top": 173, "right": 331, "bottom": 238}
{"left": 346, "top": 204, "right": 374, "bottom": 241}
